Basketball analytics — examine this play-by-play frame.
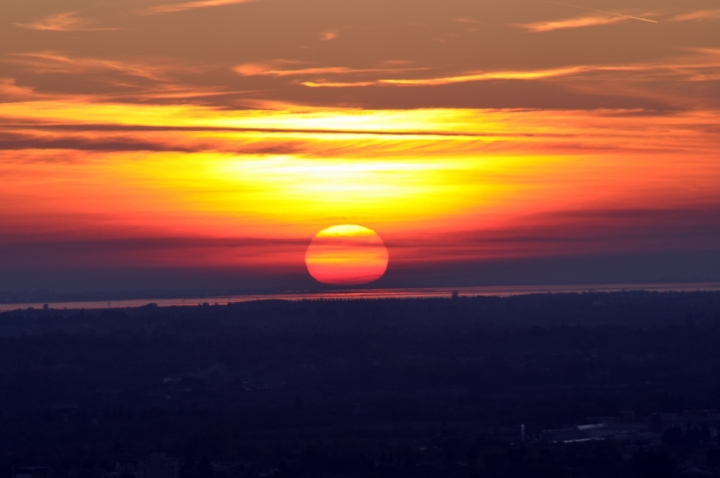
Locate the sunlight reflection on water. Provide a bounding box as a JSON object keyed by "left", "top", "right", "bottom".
{"left": 3, "top": 282, "right": 720, "bottom": 312}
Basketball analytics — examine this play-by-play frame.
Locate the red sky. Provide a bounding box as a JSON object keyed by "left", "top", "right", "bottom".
{"left": 1, "top": 0, "right": 720, "bottom": 295}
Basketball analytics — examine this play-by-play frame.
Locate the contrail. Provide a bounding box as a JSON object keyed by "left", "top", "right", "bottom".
{"left": 544, "top": 1, "right": 658, "bottom": 23}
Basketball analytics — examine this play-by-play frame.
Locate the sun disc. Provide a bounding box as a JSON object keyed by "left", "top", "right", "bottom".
{"left": 305, "top": 225, "right": 389, "bottom": 285}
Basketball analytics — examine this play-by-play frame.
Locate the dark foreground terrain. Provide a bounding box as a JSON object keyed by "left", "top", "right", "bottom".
{"left": 2, "top": 291, "right": 720, "bottom": 477}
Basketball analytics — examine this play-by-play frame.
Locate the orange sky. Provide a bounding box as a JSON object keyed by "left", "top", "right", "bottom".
{"left": 1, "top": 0, "right": 720, "bottom": 294}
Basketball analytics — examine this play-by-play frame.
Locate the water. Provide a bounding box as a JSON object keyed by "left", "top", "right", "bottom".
{"left": 2, "top": 282, "right": 720, "bottom": 312}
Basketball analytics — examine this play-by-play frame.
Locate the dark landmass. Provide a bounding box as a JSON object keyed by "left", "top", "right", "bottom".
{"left": 2, "top": 292, "right": 720, "bottom": 477}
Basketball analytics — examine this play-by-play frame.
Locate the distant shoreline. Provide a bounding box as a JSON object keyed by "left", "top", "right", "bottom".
{"left": 2, "top": 282, "right": 720, "bottom": 312}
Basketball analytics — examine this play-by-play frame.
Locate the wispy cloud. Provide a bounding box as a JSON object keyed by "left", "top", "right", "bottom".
{"left": 15, "top": 12, "right": 117, "bottom": 32}
{"left": 525, "top": 7, "right": 720, "bottom": 30}
{"left": 142, "top": 0, "right": 255, "bottom": 15}
{"left": 516, "top": 15, "right": 625, "bottom": 32}
{"left": 0, "top": 78, "right": 36, "bottom": 99}
{"left": 234, "top": 62, "right": 423, "bottom": 78}
{"left": 454, "top": 18, "right": 482, "bottom": 25}
{"left": 300, "top": 49, "right": 720, "bottom": 90}
{"left": 235, "top": 64, "right": 358, "bottom": 77}
{"left": 319, "top": 30, "right": 338, "bottom": 41}
{"left": 301, "top": 80, "right": 376, "bottom": 88}
{"left": 301, "top": 65, "right": 643, "bottom": 88}
{"left": 671, "top": 10, "right": 720, "bottom": 22}
{"left": 9, "top": 53, "right": 179, "bottom": 82}
{"left": 544, "top": 1, "right": 657, "bottom": 24}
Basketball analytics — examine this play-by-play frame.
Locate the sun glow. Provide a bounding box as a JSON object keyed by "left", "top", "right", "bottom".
{"left": 305, "top": 225, "right": 389, "bottom": 285}
{"left": 2, "top": 98, "right": 720, "bottom": 271}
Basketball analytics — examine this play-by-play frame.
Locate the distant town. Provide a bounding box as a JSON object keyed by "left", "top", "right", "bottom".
{"left": 1, "top": 291, "right": 720, "bottom": 477}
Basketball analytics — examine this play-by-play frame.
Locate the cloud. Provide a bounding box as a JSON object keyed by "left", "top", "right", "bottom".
{"left": 8, "top": 52, "right": 178, "bottom": 82}
{"left": 142, "top": 0, "right": 255, "bottom": 15}
{"left": 301, "top": 80, "right": 376, "bottom": 88}
{"left": 515, "top": 1, "right": 658, "bottom": 33}
{"left": 0, "top": 126, "right": 308, "bottom": 157}
{"left": 671, "top": 10, "right": 720, "bottom": 22}
{"left": 235, "top": 64, "right": 359, "bottom": 77}
{"left": 516, "top": 15, "right": 626, "bottom": 32}
{"left": 454, "top": 18, "right": 482, "bottom": 25}
{"left": 380, "top": 66, "right": 601, "bottom": 86}
{"left": 234, "top": 62, "right": 424, "bottom": 78}
{"left": 0, "top": 131, "right": 200, "bottom": 154}
{"left": 300, "top": 65, "right": 644, "bottom": 88}
{"left": 0, "top": 235, "right": 311, "bottom": 270}
{"left": 388, "top": 206, "right": 720, "bottom": 265}
{"left": 319, "top": 31, "right": 338, "bottom": 41}
{"left": 543, "top": 1, "right": 657, "bottom": 24}
{"left": 299, "top": 49, "right": 720, "bottom": 89}
{"left": 0, "top": 78, "right": 36, "bottom": 100}
{"left": 15, "top": 12, "right": 117, "bottom": 32}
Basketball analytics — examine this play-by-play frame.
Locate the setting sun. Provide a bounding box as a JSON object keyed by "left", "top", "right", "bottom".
{"left": 305, "top": 225, "right": 389, "bottom": 285}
